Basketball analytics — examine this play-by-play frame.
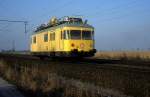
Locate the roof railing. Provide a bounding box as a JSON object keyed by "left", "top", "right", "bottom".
{"left": 35, "top": 16, "right": 85, "bottom": 32}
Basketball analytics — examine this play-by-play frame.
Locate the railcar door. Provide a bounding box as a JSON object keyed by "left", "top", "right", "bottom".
{"left": 60, "top": 30, "right": 64, "bottom": 51}
{"left": 50, "top": 31, "right": 55, "bottom": 52}
{"left": 55, "top": 29, "right": 61, "bottom": 51}
{"left": 60, "top": 30, "right": 69, "bottom": 52}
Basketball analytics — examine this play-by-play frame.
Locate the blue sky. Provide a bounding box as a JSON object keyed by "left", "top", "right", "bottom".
{"left": 0, "top": 0, "right": 150, "bottom": 51}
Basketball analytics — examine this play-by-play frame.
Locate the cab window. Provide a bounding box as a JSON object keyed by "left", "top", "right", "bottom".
{"left": 82, "top": 31, "right": 92, "bottom": 40}
{"left": 70, "top": 30, "right": 81, "bottom": 39}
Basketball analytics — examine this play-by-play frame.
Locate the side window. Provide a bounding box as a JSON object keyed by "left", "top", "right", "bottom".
{"left": 92, "top": 31, "right": 94, "bottom": 40}
{"left": 50, "top": 33, "right": 55, "bottom": 41}
{"left": 33, "top": 36, "right": 36, "bottom": 44}
{"left": 63, "top": 30, "right": 66, "bottom": 39}
{"left": 44, "top": 33, "right": 48, "bottom": 42}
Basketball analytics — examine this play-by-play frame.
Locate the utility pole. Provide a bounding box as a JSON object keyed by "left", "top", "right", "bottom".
{"left": 24, "top": 21, "right": 27, "bottom": 34}
{"left": 12, "top": 40, "right": 15, "bottom": 52}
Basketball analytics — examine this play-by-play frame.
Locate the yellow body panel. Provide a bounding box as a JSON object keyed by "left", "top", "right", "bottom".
{"left": 31, "top": 31, "right": 50, "bottom": 52}
{"left": 30, "top": 26, "right": 94, "bottom": 53}
{"left": 63, "top": 40, "right": 93, "bottom": 52}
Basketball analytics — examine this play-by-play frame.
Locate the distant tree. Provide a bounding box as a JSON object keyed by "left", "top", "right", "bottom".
{"left": 137, "top": 48, "right": 140, "bottom": 51}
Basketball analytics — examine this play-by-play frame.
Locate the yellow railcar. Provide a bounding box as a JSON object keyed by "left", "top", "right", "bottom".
{"left": 30, "top": 16, "right": 96, "bottom": 57}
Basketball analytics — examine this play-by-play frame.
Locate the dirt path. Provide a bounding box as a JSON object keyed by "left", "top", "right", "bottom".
{"left": 0, "top": 77, "right": 25, "bottom": 97}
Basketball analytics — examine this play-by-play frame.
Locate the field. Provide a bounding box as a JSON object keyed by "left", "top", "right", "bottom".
{"left": 0, "top": 52, "right": 150, "bottom": 97}
{"left": 94, "top": 51, "right": 150, "bottom": 60}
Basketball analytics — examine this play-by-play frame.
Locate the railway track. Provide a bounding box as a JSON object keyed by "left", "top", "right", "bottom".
{"left": 0, "top": 53, "right": 150, "bottom": 73}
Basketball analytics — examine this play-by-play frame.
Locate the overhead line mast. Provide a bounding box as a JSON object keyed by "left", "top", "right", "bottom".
{"left": 0, "top": 19, "right": 28, "bottom": 34}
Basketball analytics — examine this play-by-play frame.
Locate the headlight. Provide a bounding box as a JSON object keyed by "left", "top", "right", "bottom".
{"left": 71, "top": 43, "right": 75, "bottom": 47}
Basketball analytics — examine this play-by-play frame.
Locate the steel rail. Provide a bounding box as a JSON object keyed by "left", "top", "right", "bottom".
{"left": 0, "top": 53, "right": 150, "bottom": 73}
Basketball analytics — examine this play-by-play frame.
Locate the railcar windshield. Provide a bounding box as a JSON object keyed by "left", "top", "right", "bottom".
{"left": 82, "top": 31, "right": 92, "bottom": 40}
{"left": 70, "top": 30, "right": 81, "bottom": 39}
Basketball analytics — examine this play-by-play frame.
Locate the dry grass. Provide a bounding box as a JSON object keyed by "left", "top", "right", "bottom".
{"left": 94, "top": 51, "right": 150, "bottom": 60}
{"left": 0, "top": 58, "right": 129, "bottom": 97}
{"left": 0, "top": 56, "right": 149, "bottom": 97}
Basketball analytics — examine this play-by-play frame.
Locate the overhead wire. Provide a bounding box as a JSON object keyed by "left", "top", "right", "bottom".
{"left": 0, "top": 23, "right": 11, "bottom": 32}
{"left": 0, "top": 0, "right": 74, "bottom": 34}
{"left": 0, "top": 20, "right": 27, "bottom": 23}
{"left": 0, "top": 19, "right": 28, "bottom": 33}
